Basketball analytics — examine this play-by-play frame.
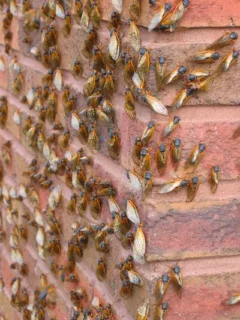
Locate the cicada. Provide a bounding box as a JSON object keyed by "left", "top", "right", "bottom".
{"left": 156, "top": 274, "right": 170, "bottom": 300}
{"left": 186, "top": 176, "right": 199, "bottom": 202}
{"left": 103, "top": 70, "right": 114, "bottom": 97}
{"left": 2, "top": 141, "right": 11, "bottom": 165}
{"left": 160, "top": 0, "right": 190, "bottom": 32}
{"left": 59, "top": 128, "right": 70, "bottom": 151}
{"left": 216, "top": 50, "right": 239, "bottom": 74}
{"left": 192, "top": 50, "right": 220, "bottom": 63}
{"left": 83, "top": 71, "right": 97, "bottom": 97}
{"left": 107, "top": 130, "right": 121, "bottom": 160}
{"left": 93, "top": 45, "right": 105, "bottom": 72}
{"left": 82, "top": 27, "right": 97, "bottom": 58}
{"left": 124, "top": 87, "right": 136, "bottom": 119}
{"left": 13, "top": 71, "right": 24, "bottom": 95}
{"left": 172, "top": 86, "right": 197, "bottom": 110}
{"left": 155, "top": 56, "right": 167, "bottom": 90}
{"left": 163, "top": 116, "right": 180, "bottom": 137}
{"left": 210, "top": 165, "right": 220, "bottom": 194}
{"left": 42, "top": 69, "right": 53, "bottom": 86}
{"left": 156, "top": 144, "right": 167, "bottom": 176}
{"left": 207, "top": 31, "right": 238, "bottom": 50}
{"left": 73, "top": 0, "right": 82, "bottom": 24}
{"left": 88, "top": 124, "right": 99, "bottom": 153}
{"left": 108, "top": 11, "right": 121, "bottom": 30}
{"left": 90, "top": 1, "right": 101, "bottom": 29}
{"left": 121, "top": 231, "right": 134, "bottom": 249}
{"left": 159, "top": 178, "right": 189, "bottom": 194}
{"left": 164, "top": 65, "right": 187, "bottom": 85}
{"left": 129, "top": 0, "right": 141, "bottom": 21}
{"left": 132, "top": 135, "right": 142, "bottom": 165}
{"left": 90, "top": 192, "right": 102, "bottom": 220}
{"left": 148, "top": 3, "right": 171, "bottom": 32}
{"left": 77, "top": 191, "right": 88, "bottom": 217}
{"left": 62, "top": 12, "right": 72, "bottom": 37}
{"left": 124, "top": 54, "right": 135, "bottom": 85}
{"left": 0, "top": 99, "right": 8, "bottom": 128}
{"left": 96, "top": 257, "right": 107, "bottom": 282}
{"left": 49, "top": 47, "right": 61, "bottom": 70}
{"left": 185, "top": 143, "right": 206, "bottom": 171}
{"left": 67, "top": 193, "right": 77, "bottom": 214}
{"left": 119, "top": 280, "right": 133, "bottom": 299}
{"left": 141, "top": 121, "right": 155, "bottom": 146}
{"left": 80, "top": 2, "right": 90, "bottom": 28}
{"left": 170, "top": 263, "right": 183, "bottom": 288}
{"left": 140, "top": 147, "right": 151, "bottom": 174}
{"left": 116, "top": 50, "right": 127, "bottom": 68}
{"left": 187, "top": 69, "right": 210, "bottom": 83}
{"left": 128, "top": 19, "right": 141, "bottom": 52}
{"left": 136, "top": 47, "right": 151, "bottom": 77}
{"left": 154, "top": 302, "right": 169, "bottom": 320}
{"left": 72, "top": 59, "right": 82, "bottom": 79}
{"left": 136, "top": 298, "right": 150, "bottom": 320}
{"left": 108, "top": 28, "right": 120, "bottom": 62}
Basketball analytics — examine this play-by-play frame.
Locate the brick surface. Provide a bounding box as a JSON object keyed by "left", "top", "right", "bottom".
{"left": 0, "top": 1, "right": 240, "bottom": 320}
{"left": 97, "top": 0, "right": 240, "bottom": 28}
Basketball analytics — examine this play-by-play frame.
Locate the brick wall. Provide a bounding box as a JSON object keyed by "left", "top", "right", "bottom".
{"left": 0, "top": 0, "right": 240, "bottom": 319}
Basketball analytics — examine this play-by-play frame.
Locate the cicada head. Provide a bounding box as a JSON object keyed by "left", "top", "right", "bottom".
{"left": 199, "top": 143, "right": 206, "bottom": 153}
{"left": 212, "top": 52, "right": 220, "bottom": 60}
{"left": 173, "top": 116, "right": 180, "bottom": 124}
{"left": 173, "top": 138, "right": 181, "bottom": 148}
{"left": 230, "top": 32, "right": 238, "bottom": 40}
{"left": 178, "top": 65, "right": 188, "bottom": 75}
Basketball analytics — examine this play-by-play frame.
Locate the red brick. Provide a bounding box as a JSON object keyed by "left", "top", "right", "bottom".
{"left": 0, "top": 1, "right": 240, "bottom": 319}
{"left": 98, "top": 0, "right": 240, "bottom": 28}
{"left": 144, "top": 200, "right": 240, "bottom": 261}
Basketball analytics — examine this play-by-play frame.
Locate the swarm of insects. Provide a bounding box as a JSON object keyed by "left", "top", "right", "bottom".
{"left": 0, "top": 1, "right": 237, "bottom": 320}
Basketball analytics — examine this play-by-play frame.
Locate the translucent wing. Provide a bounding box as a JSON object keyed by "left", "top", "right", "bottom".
{"left": 146, "top": 94, "right": 168, "bottom": 115}
{"left": 112, "top": 0, "right": 122, "bottom": 13}
{"left": 109, "top": 32, "right": 120, "bottom": 61}
{"left": 127, "top": 270, "right": 143, "bottom": 287}
{"left": 132, "top": 72, "right": 144, "bottom": 88}
{"left": 126, "top": 199, "right": 140, "bottom": 225}
{"left": 159, "top": 179, "right": 183, "bottom": 193}
{"left": 71, "top": 112, "right": 80, "bottom": 131}
{"left": 129, "top": 21, "right": 141, "bottom": 52}
{"left": 133, "top": 243, "right": 145, "bottom": 264}
{"left": 148, "top": 6, "right": 165, "bottom": 32}
{"left": 108, "top": 197, "right": 120, "bottom": 214}
{"left": 226, "top": 294, "right": 240, "bottom": 305}
{"left": 0, "top": 57, "right": 5, "bottom": 71}
{"left": 10, "top": 0, "right": 18, "bottom": 16}
{"left": 127, "top": 170, "right": 142, "bottom": 191}
{"left": 53, "top": 68, "right": 63, "bottom": 91}
{"left": 136, "top": 298, "right": 150, "bottom": 320}
{"left": 134, "top": 226, "right": 146, "bottom": 256}
{"left": 56, "top": 2, "right": 65, "bottom": 19}
{"left": 13, "top": 110, "right": 21, "bottom": 125}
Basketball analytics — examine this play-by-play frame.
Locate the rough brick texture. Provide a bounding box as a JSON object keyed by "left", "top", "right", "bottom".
{"left": 0, "top": 1, "right": 240, "bottom": 320}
